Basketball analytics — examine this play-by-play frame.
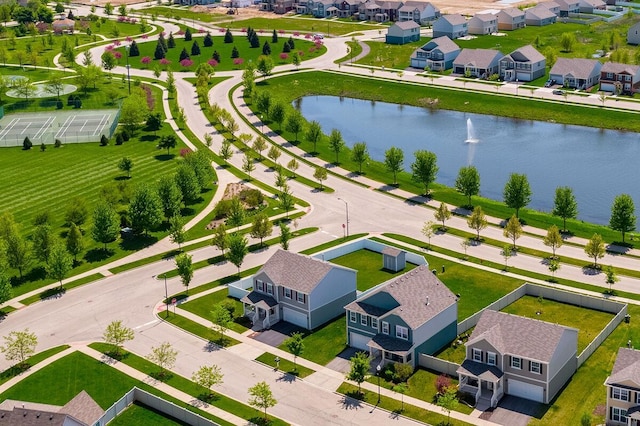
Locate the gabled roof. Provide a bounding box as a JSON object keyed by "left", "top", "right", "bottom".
{"left": 538, "top": 0, "right": 560, "bottom": 8}
{"left": 345, "top": 265, "right": 457, "bottom": 329}
{"left": 257, "top": 249, "right": 353, "bottom": 294}
{"left": 506, "top": 44, "right": 545, "bottom": 63}
{"left": 60, "top": 391, "right": 104, "bottom": 426}
{"left": 601, "top": 62, "right": 640, "bottom": 75}
{"left": 439, "top": 13, "right": 466, "bottom": 25}
{"left": 468, "top": 310, "right": 577, "bottom": 363}
{"left": 457, "top": 359, "right": 504, "bottom": 382}
{"left": 525, "top": 6, "right": 557, "bottom": 19}
{"left": 580, "top": 0, "right": 605, "bottom": 5}
{"left": 0, "top": 391, "right": 103, "bottom": 426}
{"left": 605, "top": 347, "right": 640, "bottom": 388}
{"left": 471, "top": 13, "right": 496, "bottom": 23}
{"left": 419, "top": 35, "right": 459, "bottom": 54}
{"left": 241, "top": 291, "right": 278, "bottom": 309}
{"left": 549, "top": 57, "right": 601, "bottom": 79}
{"left": 497, "top": 7, "right": 525, "bottom": 18}
{"left": 454, "top": 48, "right": 503, "bottom": 68}
{"left": 392, "top": 20, "right": 420, "bottom": 30}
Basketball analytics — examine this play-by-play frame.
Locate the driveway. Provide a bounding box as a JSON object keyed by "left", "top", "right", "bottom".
{"left": 481, "top": 395, "right": 544, "bottom": 426}
{"left": 326, "top": 347, "right": 361, "bottom": 373}
{"left": 249, "top": 321, "right": 305, "bottom": 347}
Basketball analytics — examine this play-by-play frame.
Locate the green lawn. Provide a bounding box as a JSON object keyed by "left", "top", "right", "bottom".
{"left": 328, "top": 248, "right": 416, "bottom": 291}
{"left": 0, "top": 345, "right": 69, "bottom": 386}
{"left": 179, "top": 288, "right": 249, "bottom": 333}
{"left": 220, "top": 16, "right": 382, "bottom": 36}
{"left": 255, "top": 352, "right": 315, "bottom": 378}
{"left": 142, "top": 6, "right": 231, "bottom": 23}
{"left": 163, "top": 311, "right": 241, "bottom": 348}
{"left": 278, "top": 315, "right": 346, "bottom": 365}
{"left": 501, "top": 295, "right": 614, "bottom": 354}
{"left": 110, "top": 401, "right": 188, "bottom": 426}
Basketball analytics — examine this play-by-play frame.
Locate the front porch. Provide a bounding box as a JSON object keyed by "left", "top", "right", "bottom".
{"left": 457, "top": 359, "right": 504, "bottom": 409}
{"left": 367, "top": 334, "right": 414, "bottom": 367}
{"left": 240, "top": 291, "right": 280, "bottom": 331}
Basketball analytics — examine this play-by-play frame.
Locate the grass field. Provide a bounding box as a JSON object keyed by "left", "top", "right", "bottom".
{"left": 255, "top": 352, "right": 315, "bottom": 378}
{"left": 328, "top": 248, "right": 416, "bottom": 291}
{"left": 278, "top": 314, "right": 346, "bottom": 365}
{"left": 142, "top": 6, "right": 231, "bottom": 24}
{"left": 179, "top": 288, "right": 249, "bottom": 333}
{"left": 110, "top": 401, "right": 188, "bottom": 426}
{"left": 221, "top": 16, "right": 383, "bottom": 36}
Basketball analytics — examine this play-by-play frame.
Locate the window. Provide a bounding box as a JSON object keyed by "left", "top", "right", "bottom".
{"left": 510, "top": 357, "right": 522, "bottom": 369}
{"left": 296, "top": 292, "right": 305, "bottom": 303}
{"left": 382, "top": 321, "right": 389, "bottom": 335}
{"left": 371, "top": 318, "right": 378, "bottom": 330}
{"left": 349, "top": 311, "right": 357, "bottom": 323}
{"left": 530, "top": 361, "right": 541, "bottom": 374}
{"left": 361, "top": 315, "right": 368, "bottom": 326}
{"left": 396, "top": 326, "right": 409, "bottom": 340}
{"left": 284, "top": 288, "right": 292, "bottom": 299}
{"left": 256, "top": 280, "right": 264, "bottom": 291}
{"left": 472, "top": 348, "right": 483, "bottom": 362}
{"left": 612, "top": 387, "right": 630, "bottom": 402}
{"left": 636, "top": 392, "right": 640, "bottom": 404}
{"left": 611, "top": 407, "right": 628, "bottom": 423}
{"left": 266, "top": 283, "right": 274, "bottom": 295}
{"left": 487, "top": 352, "right": 496, "bottom": 366}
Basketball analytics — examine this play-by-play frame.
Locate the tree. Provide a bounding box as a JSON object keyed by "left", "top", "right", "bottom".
{"left": 287, "top": 158, "right": 299, "bottom": 178}
{"left": 270, "top": 102, "right": 286, "bottom": 130}
{"left": 129, "top": 184, "right": 163, "bottom": 235}
{"left": 5, "top": 232, "right": 30, "bottom": 279}
{"left": 437, "top": 386, "right": 459, "bottom": 425}
{"left": 262, "top": 40, "right": 271, "bottom": 55}
{"left": 227, "top": 233, "right": 248, "bottom": 273}
{"left": 169, "top": 216, "right": 186, "bottom": 249}
{"left": 226, "top": 197, "right": 245, "bottom": 230}
{"left": 250, "top": 213, "right": 272, "bottom": 247}
{"left": 256, "top": 55, "right": 274, "bottom": 79}
{"left": 346, "top": 351, "right": 369, "bottom": 394}
{"left": 46, "top": 243, "right": 72, "bottom": 288}
{"left": 279, "top": 185, "right": 294, "bottom": 219}
{"left": 219, "top": 140, "right": 233, "bottom": 162}
{"left": 175, "top": 165, "right": 201, "bottom": 205}
{"left": 434, "top": 202, "right": 451, "bottom": 230}
{"left": 120, "top": 93, "right": 148, "bottom": 134}
{"left": 157, "top": 176, "right": 182, "bottom": 220}
{"left": 117, "top": 157, "right": 133, "bottom": 178}
{"left": 0, "top": 274, "right": 12, "bottom": 306}
{"left": 543, "top": 225, "right": 563, "bottom": 258}
{"left": 65, "top": 223, "right": 83, "bottom": 263}
{"left": 503, "top": 214, "right": 522, "bottom": 250}
{"left": 146, "top": 342, "right": 178, "bottom": 379}
{"left": 422, "top": 220, "right": 435, "bottom": 249}
{"left": 285, "top": 110, "right": 304, "bottom": 141}
{"left": 351, "top": 142, "right": 369, "bottom": 174}
{"left": 192, "top": 365, "right": 224, "bottom": 399}
{"left": 211, "top": 303, "right": 232, "bottom": 342}
{"left": 393, "top": 382, "right": 408, "bottom": 412}
{"left": 411, "top": 150, "right": 438, "bottom": 195}
{"left": 92, "top": 202, "right": 120, "bottom": 251}
{"left": 203, "top": 32, "right": 213, "bottom": 47}
{"left": 306, "top": 120, "right": 322, "bottom": 154}
{"left": 552, "top": 186, "right": 578, "bottom": 231}
{"left": 503, "top": 173, "right": 532, "bottom": 218}
{"left": 146, "top": 112, "right": 163, "bottom": 136}
{"left": 44, "top": 76, "right": 65, "bottom": 101}
{"left": 224, "top": 28, "right": 233, "bottom": 43}
{"left": 292, "top": 51, "right": 301, "bottom": 69}
{"left": 328, "top": 129, "right": 345, "bottom": 164}
{"left": 313, "top": 166, "right": 328, "bottom": 190}
{"left": 548, "top": 258, "right": 560, "bottom": 279}
{"left": 610, "top": 194, "right": 636, "bottom": 242}
{"left": 384, "top": 146, "right": 404, "bottom": 185}
{"left": 560, "top": 32, "right": 576, "bottom": 52}
{"left": 585, "top": 233, "right": 605, "bottom": 268}
{"left": 1, "top": 329, "right": 37, "bottom": 368}
{"left": 191, "top": 40, "right": 200, "bottom": 56}
{"left": 277, "top": 332, "right": 304, "bottom": 372}
{"left": 65, "top": 198, "right": 89, "bottom": 227}
{"left": 248, "top": 381, "right": 277, "bottom": 421}
{"left": 22, "top": 136, "right": 32, "bottom": 150}
{"left": 455, "top": 165, "right": 480, "bottom": 206}
{"left": 175, "top": 252, "right": 193, "bottom": 295}
{"left": 467, "top": 206, "right": 488, "bottom": 240}
{"left": 103, "top": 320, "right": 134, "bottom": 357}
{"left": 605, "top": 265, "right": 618, "bottom": 293}
{"left": 159, "top": 134, "right": 177, "bottom": 155}
{"left": 211, "top": 224, "right": 229, "bottom": 257}
{"left": 253, "top": 136, "right": 267, "bottom": 160}
{"left": 32, "top": 224, "right": 54, "bottom": 264}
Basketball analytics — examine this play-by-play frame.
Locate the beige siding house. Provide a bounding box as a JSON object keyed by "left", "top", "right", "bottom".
{"left": 605, "top": 347, "right": 640, "bottom": 426}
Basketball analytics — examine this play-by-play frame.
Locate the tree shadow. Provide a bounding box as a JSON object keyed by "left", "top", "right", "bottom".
{"left": 154, "top": 153, "right": 176, "bottom": 161}
{"left": 340, "top": 391, "right": 364, "bottom": 410}
{"left": 39, "top": 286, "right": 66, "bottom": 301}
{"left": 84, "top": 248, "right": 114, "bottom": 263}
{"left": 119, "top": 234, "right": 158, "bottom": 251}
{"left": 149, "top": 371, "right": 173, "bottom": 382}
{"left": 275, "top": 372, "right": 298, "bottom": 383}
{"left": 582, "top": 265, "right": 601, "bottom": 276}
{"left": 203, "top": 340, "right": 222, "bottom": 352}
{"left": 248, "top": 417, "right": 273, "bottom": 426}
{"left": 114, "top": 175, "right": 130, "bottom": 181}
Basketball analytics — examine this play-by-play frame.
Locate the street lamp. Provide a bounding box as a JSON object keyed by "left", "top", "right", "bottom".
{"left": 337, "top": 197, "right": 349, "bottom": 237}
{"left": 376, "top": 364, "right": 381, "bottom": 404}
{"left": 163, "top": 272, "right": 169, "bottom": 318}
{"left": 260, "top": 114, "right": 264, "bottom": 134}
{"left": 125, "top": 44, "right": 131, "bottom": 95}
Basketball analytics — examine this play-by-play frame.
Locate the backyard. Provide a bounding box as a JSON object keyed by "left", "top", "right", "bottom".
{"left": 109, "top": 402, "right": 189, "bottom": 426}
{"left": 278, "top": 314, "right": 347, "bottom": 365}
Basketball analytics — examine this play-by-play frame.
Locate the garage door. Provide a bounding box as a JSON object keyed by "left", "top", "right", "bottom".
{"left": 508, "top": 380, "right": 544, "bottom": 403}
{"left": 283, "top": 307, "right": 308, "bottom": 329}
{"left": 349, "top": 332, "right": 371, "bottom": 351}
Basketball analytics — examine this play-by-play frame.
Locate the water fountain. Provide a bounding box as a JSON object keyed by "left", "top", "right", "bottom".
{"left": 464, "top": 118, "right": 479, "bottom": 143}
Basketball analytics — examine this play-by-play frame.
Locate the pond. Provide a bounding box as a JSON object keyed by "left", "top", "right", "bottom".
{"left": 297, "top": 95, "right": 640, "bottom": 226}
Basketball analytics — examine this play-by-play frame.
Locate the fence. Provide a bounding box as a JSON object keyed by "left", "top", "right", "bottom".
{"left": 577, "top": 305, "right": 628, "bottom": 367}
{"left": 97, "top": 387, "right": 219, "bottom": 426}
{"left": 227, "top": 276, "right": 253, "bottom": 299}
{"left": 418, "top": 354, "right": 461, "bottom": 376}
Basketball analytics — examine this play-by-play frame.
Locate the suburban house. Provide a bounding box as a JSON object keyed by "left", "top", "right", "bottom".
{"left": 453, "top": 48, "right": 504, "bottom": 78}
{"left": 524, "top": 6, "right": 558, "bottom": 26}
{"left": 398, "top": 1, "right": 440, "bottom": 25}
{"left": 410, "top": 35, "right": 460, "bottom": 70}
{"left": 338, "top": 0, "right": 361, "bottom": 17}
{"left": 0, "top": 391, "right": 104, "bottom": 426}
{"left": 600, "top": 62, "right": 640, "bottom": 94}
{"left": 386, "top": 20, "right": 421, "bottom": 44}
{"left": 498, "top": 45, "right": 546, "bottom": 82}
{"left": 432, "top": 14, "right": 468, "bottom": 39}
{"left": 579, "top": 0, "right": 605, "bottom": 13}
{"left": 467, "top": 13, "right": 498, "bottom": 35}
{"left": 605, "top": 347, "right": 640, "bottom": 426}
{"left": 240, "top": 250, "right": 357, "bottom": 330}
{"left": 549, "top": 57, "right": 602, "bottom": 89}
{"left": 555, "top": 0, "right": 580, "bottom": 16}
{"left": 628, "top": 22, "right": 640, "bottom": 46}
{"left": 495, "top": 7, "right": 526, "bottom": 31}
{"left": 538, "top": 0, "right": 561, "bottom": 15}
{"left": 307, "top": 0, "right": 338, "bottom": 17}
{"left": 344, "top": 265, "right": 457, "bottom": 368}
{"left": 260, "top": 0, "right": 295, "bottom": 13}
{"left": 457, "top": 310, "right": 578, "bottom": 407}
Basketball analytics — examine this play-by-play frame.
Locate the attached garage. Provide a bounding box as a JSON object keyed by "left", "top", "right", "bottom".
{"left": 349, "top": 332, "right": 371, "bottom": 351}
{"left": 508, "top": 379, "right": 544, "bottom": 403}
{"left": 282, "top": 307, "right": 308, "bottom": 329}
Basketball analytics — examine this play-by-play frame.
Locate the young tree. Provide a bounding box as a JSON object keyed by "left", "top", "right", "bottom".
{"left": 159, "top": 134, "right": 177, "bottom": 155}
{"left": 0, "top": 274, "right": 12, "bottom": 306}
{"left": 393, "top": 382, "right": 408, "bottom": 411}
{"left": 256, "top": 55, "right": 274, "bottom": 79}
{"left": 306, "top": 120, "right": 323, "bottom": 154}
{"left": 32, "top": 224, "right": 54, "bottom": 264}
{"left": 146, "top": 112, "right": 163, "bottom": 136}
{"left": 1, "top": 329, "right": 37, "bottom": 368}
{"left": 421, "top": 220, "right": 435, "bottom": 249}
{"left": 279, "top": 186, "right": 294, "bottom": 218}
{"left": 455, "top": 165, "right": 480, "bottom": 206}
{"left": 5, "top": 232, "right": 30, "bottom": 279}
{"left": 267, "top": 145, "right": 281, "bottom": 165}
{"left": 248, "top": 381, "right": 277, "bottom": 421}
{"left": 328, "top": 129, "right": 345, "bottom": 164}
{"left": 175, "top": 165, "right": 201, "bottom": 205}
{"left": 211, "top": 224, "right": 229, "bottom": 257}
{"left": 411, "top": 150, "right": 438, "bottom": 195}
{"left": 543, "top": 225, "right": 563, "bottom": 258}
{"left": 280, "top": 221, "right": 292, "bottom": 250}
{"left": 103, "top": 320, "right": 134, "bottom": 357}
{"left": 117, "top": 157, "right": 133, "bottom": 178}
{"left": 146, "top": 342, "right": 178, "bottom": 379}
{"left": 434, "top": 202, "right": 451, "bottom": 230}
{"left": 560, "top": 32, "right": 576, "bottom": 52}
{"left": 346, "top": 351, "right": 369, "bottom": 394}
{"left": 503, "top": 173, "right": 532, "bottom": 218}
{"left": 287, "top": 158, "right": 299, "bottom": 178}
{"left": 92, "top": 202, "right": 120, "bottom": 251}
{"left": 227, "top": 233, "right": 248, "bottom": 273}
{"left": 250, "top": 213, "right": 272, "bottom": 247}
{"left": 175, "top": 252, "right": 193, "bottom": 295}
{"left": 313, "top": 166, "right": 328, "bottom": 190}
{"left": 351, "top": 142, "right": 369, "bottom": 174}
{"left": 65, "top": 197, "right": 89, "bottom": 227}
{"left": 503, "top": 215, "right": 523, "bottom": 250}
{"left": 585, "top": 233, "right": 605, "bottom": 268}
{"left": 192, "top": 365, "right": 224, "bottom": 399}
{"left": 270, "top": 102, "right": 286, "bottom": 130}
{"left": 552, "top": 186, "right": 578, "bottom": 231}
{"left": 437, "top": 386, "right": 459, "bottom": 425}
{"left": 253, "top": 136, "right": 267, "bottom": 160}
{"left": 226, "top": 197, "right": 245, "bottom": 230}
{"left": 283, "top": 331, "right": 304, "bottom": 371}
{"left": 157, "top": 176, "right": 182, "bottom": 220}
{"left": 129, "top": 184, "right": 163, "bottom": 235}
{"left": 502, "top": 244, "right": 513, "bottom": 270}
{"left": 467, "top": 205, "right": 488, "bottom": 240}
{"left": 384, "top": 146, "right": 404, "bottom": 185}
{"left": 169, "top": 216, "right": 186, "bottom": 249}
{"left": 46, "top": 243, "right": 72, "bottom": 288}
{"left": 605, "top": 265, "right": 618, "bottom": 293}
{"left": 285, "top": 110, "right": 304, "bottom": 141}
{"left": 242, "top": 152, "right": 256, "bottom": 178}
{"left": 211, "top": 303, "right": 232, "bottom": 342}
{"left": 548, "top": 258, "right": 560, "bottom": 279}
{"left": 610, "top": 194, "right": 636, "bottom": 242}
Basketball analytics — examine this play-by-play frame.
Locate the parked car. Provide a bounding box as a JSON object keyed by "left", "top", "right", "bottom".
{"left": 313, "top": 33, "right": 324, "bottom": 39}
{"left": 544, "top": 79, "right": 555, "bottom": 87}
{"left": 553, "top": 89, "right": 565, "bottom": 95}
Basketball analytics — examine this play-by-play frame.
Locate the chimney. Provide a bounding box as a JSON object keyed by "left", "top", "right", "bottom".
{"left": 426, "top": 296, "right": 430, "bottom": 306}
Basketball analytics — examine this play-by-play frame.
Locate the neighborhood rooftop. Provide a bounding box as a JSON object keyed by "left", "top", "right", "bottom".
{"left": 455, "top": 48, "right": 503, "bottom": 69}
{"left": 605, "top": 347, "right": 640, "bottom": 387}
{"left": 549, "top": 57, "right": 600, "bottom": 79}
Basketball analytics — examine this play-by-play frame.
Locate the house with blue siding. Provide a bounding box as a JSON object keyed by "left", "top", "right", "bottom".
{"left": 386, "top": 20, "right": 421, "bottom": 45}
{"left": 499, "top": 45, "right": 546, "bottom": 82}
{"left": 241, "top": 250, "right": 357, "bottom": 330}
{"left": 344, "top": 265, "right": 457, "bottom": 368}
{"left": 410, "top": 35, "right": 460, "bottom": 71}
{"left": 432, "top": 14, "right": 468, "bottom": 39}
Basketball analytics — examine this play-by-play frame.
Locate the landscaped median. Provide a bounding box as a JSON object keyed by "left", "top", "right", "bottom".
{"left": 255, "top": 352, "right": 315, "bottom": 378}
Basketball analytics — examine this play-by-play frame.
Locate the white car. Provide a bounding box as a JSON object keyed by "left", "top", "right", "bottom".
{"left": 313, "top": 33, "right": 324, "bottom": 39}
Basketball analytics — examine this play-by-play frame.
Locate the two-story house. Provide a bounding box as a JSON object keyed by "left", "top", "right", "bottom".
{"left": 524, "top": 6, "right": 557, "bottom": 26}
{"left": 398, "top": 1, "right": 440, "bottom": 25}
{"left": 344, "top": 265, "right": 457, "bottom": 368}
{"left": 499, "top": 45, "right": 546, "bottom": 82}
{"left": 240, "top": 250, "right": 357, "bottom": 330}
{"left": 410, "top": 35, "right": 460, "bottom": 70}
{"left": 467, "top": 13, "right": 498, "bottom": 35}
{"left": 555, "top": 0, "right": 580, "bottom": 16}
{"left": 579, "top": 0, "right": 605, "bottom": 12}
{"left": 386, "top": 20, "right": 420, "bottom": 44}
{"left": 605, "top": 347, "right": 640, "bottom": 426}
{"left": 495, "top": 7, "right": 525, "bottom": 31}
{"left": 453, "top": 48, "right": 504, "bottom": 79}
{"left": 600, "top": 62, "right": 640, "bottom": 95}
{"left": 549, "top": 57, "right": 602, "bottom": 89}
{"left": 457, "top": 310, "right": 578, "bottom": 408}
{"left": 432, "top": 14, "right": 468, "bottom": 39}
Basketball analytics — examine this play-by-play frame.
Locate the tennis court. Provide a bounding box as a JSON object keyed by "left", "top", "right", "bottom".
{"left": 0, "top": 109, "right": 120, "bottom": 147}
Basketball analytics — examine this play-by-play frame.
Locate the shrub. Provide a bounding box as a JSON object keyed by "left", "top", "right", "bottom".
{"left": 67, "top": 94, "right": 76, "bottom": 106}
{"left": 120, "top": 128, "right": 130, "bottom": 141}
{"left": 40, "top": 142, "right": 46, "bottom": 151}
{"left": 23, "top": 137, "right": 32, "bottom": 150}
{"left": 56, "top": 100, "right": 63, "bottom": 109}
{"left": 212, "top": 199, "right": 233, "bottom": 219}
{"left": 115, "top": 133, "right": 124, "bottom": 145}
{"left": 394, "top": 363, "right": 413, "bottom": 383}
{"left": 435, "top": 374, "right": 452, "bottom": 395}
{"left": 239, "top": 188, "right": 264, "bottom": 209}
{"left": 100, "top": 134, "right": 109, "bottom": 146}
{"left": 54, "top": 139, "right": 62, "bottom": 148}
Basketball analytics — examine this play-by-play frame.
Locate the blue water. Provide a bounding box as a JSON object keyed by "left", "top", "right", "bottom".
{"left": 297, "top": 95, "right": 640, "bottom": 226}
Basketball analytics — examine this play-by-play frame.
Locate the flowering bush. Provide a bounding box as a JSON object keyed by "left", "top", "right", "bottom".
{"left": 259, "top": 29, "right": 264, "bottom": 33}
{"left": 141, "top": 84, "right": 155, "bottom": 110}
{"left": 279, "top": 53, "right": 288, "bottom": 60}
{"left": 314, "top": 40, "right": 323, "bottom": 47}
{"left": 141, "top": 34, "right": 148, "bottom": 39}
{"left": 180, "top": 148, "right": 192, "bottom": 158}
{"left": 298, "top": 50, "right": 304, "bottom": 56}
{"left": 241, "top": 27, "right": 246, "bottom": 32}
{"left": 308, "top": 47, "right": 316, "bottom": 53}
{"left": 113, "top": 39, "right": 121, "bottom": 46}
{"left": 180, "top": 58, "right": 193, "bottom": 68}
{"left": 141, "top": 56, "right": 151, "bottom": 65}
{"left": 219, "top": 28, "right": 225, "bottom": 33}
{"left": 233, "top": 58, "right": 244, "bottom": 66}
{"left": 207, "top": 59, "right": 218, "bottom": 67}
{"left": 176, "top": 30, "right": 185, "bottom": 35}
{"left": 198, "top": 28, "right": 205, "bottom": 33}
{"left": 160, "top": 58, "right": 171, "bottom": 66}
{"left": 114, "top": 51, "right": 122, "bottom": 59}
{"left": 117, "top": 16, "right": 126, "bottom": 22}
{"left": 304, "top": 33, "right": 311, "bottom": 39}
{"left": 278, "top": 29, "right": 285, "bottom": 34}
{"left": 126, "top": 36, "right": 132, "bottom": 42}
{"left": 105, "top": 45, "right": 114, "bottom": 51}
{"left": 293, "top": 32, "right": 300, "bottom": 36}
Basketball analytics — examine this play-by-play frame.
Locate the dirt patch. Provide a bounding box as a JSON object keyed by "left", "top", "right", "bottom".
{"left": 193, "top": 5, "right": 287, "bottom": 21}
{"left": 205, "top": 182, "right": 262, "bottom": 230}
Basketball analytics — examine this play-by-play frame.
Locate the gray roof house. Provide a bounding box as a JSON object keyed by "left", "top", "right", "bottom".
{"left": 457, "top": 310, "right": 578, "bottom": 408}
{"left": 432, "top": 14, "right": 468, "bottom": 39}
{"left": 453, "top": 48, "right": 504, "bottom": 79}
{"left": 549, "top": 57, "right": 602, "bottom": 89}
{"left": 241, "top": 249, "right": 357, "bottom": 330}
{"left": 555, "top": 0, "right": 580, "bottom": 16}
{"left": 525, "top": 6, "right": 557, "bottom": 26}
{"left": 344, "top": 265, "right": 457, "bottom": 368}
{"left": 0, "top": 391, "right": 104, "bottom": 426}
{"left": 386, "top": 20, "right": 421, "bottom": 45}
{"left": 410, "top": 35, "right": 460, "bottom": 70}
{"left": 579, "top": 0, "right": 605, "bottom": 13}
{"left": 495, "top": 7, "right": 525, "bottom": 31}
{"left": 538, "top": 0, "right": 561, "bottom": 15}
{"left": 398, "top": 1, "right": 440, "bottom": 25}
{"left": 628, "top": 22, "right": 640, "bottom": 46}
{"left": 600, "top": 62, "right": 640, "bottom": 94}
{"left": 605, "top": 347, "right": 640, "bottom": 426}
{"left": 467, "top": 13, "right": 498, "bottom": 35}
{"left": 499, "top": 45, "right": 546, "bottom": 82}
